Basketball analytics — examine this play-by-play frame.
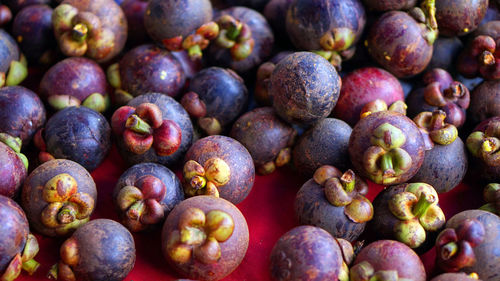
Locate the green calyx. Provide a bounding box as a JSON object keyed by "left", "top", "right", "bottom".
{"left": 319, "top": 27, "right": 356, "bottom": 52}
{"left": 0, "top": 133, "right": 28, "bottom": 170}
{"left": 363, "top": 146, "right": 412, "bottom": 185}
{"left": 371, "top": 123, "right": 406, "bottom": 151}
{"left": 5, "top": 60, "right": 28, "bottom": 87}
{"left": 81, "top": 93, "right": 109, "bottom": 113}
{"left": 48, "top": 95, "right": 81, "bottom": 110}
{"left": 420, "top": 0, "right": 438, "bottom": 44}
{"left": 106, "top": 63, "right": 121, "bottom": 89}
{"left": 125, "top": 114, "right": 152, "bottom": 135}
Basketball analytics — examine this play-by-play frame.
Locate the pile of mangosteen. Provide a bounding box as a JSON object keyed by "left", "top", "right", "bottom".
{"left": 0, "top": 0, "right": 499, "bottom": 280}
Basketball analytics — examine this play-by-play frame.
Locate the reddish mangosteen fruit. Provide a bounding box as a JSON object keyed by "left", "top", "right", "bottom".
{"left": 285, "top": 0, "right": 366, "bottom": 68}
{"left": 0, "top": 134, "right": 28, "bottom": 198}
{"left": 40, "top": 57, "right": 108, "bottom": 113}
{"left": 334, "top": 67, "right": 405, "bottom": 126}
{"left": 295, "top": 166, "right": 372, "bottom": 242}
{"left": 162, "top": 195, "right": 249, "bottom": 281}
{"left": 270, "top": 52, "right": 341, "bottom": 126}
{"left": 120, "top": 0, "right": 148, "bottom": 45}
{"left": 480, "top": 183, "right": 500, "bottom": 215}
{"left": 430, "top": 273, "right": 481, "bottom": 281}
{"left": 362, "top": 0, "right": 417, "bottom": 11}
{"left": 369, "top": 182, "right": 446, "bottom": 252}
{"left": 36, "top": 106, "right": 111, "bottom": 171}
{"left": 112, "top": 93, "right": 194, "bottom": 167}
{"left": 428, "top": 36, "right": 463, "bottom": 71}
{"left": 21, "top": 159, "right": 97, "bottom": 237}
{"left": 0, "top": 195, "right": 40, "bottom": 280}
{"left": 350, "top": 240, "right": 426, "bottom": 281}
{"left": 183, "top": 135, "right": 254, "bottom": 205}
{"left": 230, "top": 107, "right": 296, "bottom": 175}
{"left": 107, "top": 44, "right": 186, "bottom": 105}
{"left": 435, "top": 210, "right": 500, "bottom": 281}
{"left": 269, "top": 225, "right": 348, "bottom": 281}
{"left": 349, "top": 110, "right": 425, "bottom": 185}
{"left": 113, "top": 162, "right": 184, "bottom": 232}
{"left": 254, "top": 51, "right": 292, "bottom": 106}
{"left": 182, "top": 67, "right": 248, "bottom": 136}
{"left": 457, "top": 35, "right": 500, "bottom": 80}
{"left": 0, "top": 29, "right": 27, "bottom": 88}
{"left": 365, "top": 0, "right": 438, "bottom": 78}
{"left": 468, "top": 80, "right": 500, "bottom": 125}
{"left": 206, "top": 6, "right": 274, "bottom": 74}
{"left": 48, "top": 219, "right": 136, "bottom": 281}
{"left": 466, "top": 116, "right": 500, "bottom": 182}
{"left": 293, "top": 118, "right": 352, "bottom": 178}
{"left": 0, "top": 86, "right": 46, "bottom": 146}
{"left": 435, "top": 0, "right": 488, "bottom": 37}
{"left": 406, "top": 68, "right": 470, "bottom": 128}
{"left": 52, "top": 0, "right": 127, "bottom": 62}
{"left": 410, "top": 110, "right": 467, "bottom": 193}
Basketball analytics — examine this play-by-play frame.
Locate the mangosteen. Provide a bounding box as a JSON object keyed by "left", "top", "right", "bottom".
{"left": 435, "top": 210, "right": 500, "bottom": 281}
{"left": 349, "top": 110, "right": 425, "bottom": 185}
{"left": 0, "top": 195, "right": 40, "bottom": 280}
{"left": 111, "top": 93, "right": 194, "bottom": 167}
{"left": 0, "top": 29, "right": 27, "bottom": 87}
{"left": 435, "top": 0, "right": 488, "bottom": 37}
{"left": 40, "top": 57, "right": 109, "bottom": 113}
{"left": 36, "top": 106, "right": 111, "bottom": 171}
{"left": 0, "top": 133, "right": 28, "bottom": 198}
{"left": 113, "top": 162, "right": 184, "bottom": 232}
{"left": 48, "top": 219, "right": 136, "bottom": 281}
{"left": 457, "top": 35, "right": 500, "bottom": 81}
{"left": 182, "top": 67, "right": 248, "bottom": 135}
{"left": 270, "top": 52, "right": 341, "bottom": 126}
{"left": 162, "top": 195, "right": 249, "bottom": 281}
{"left": 466, "top": 117, "right": 500, "bottom": 182}
{"left": 468, "top": 80, "right": 500, "bottom": 125}
{"left": 182, "top": 135, "right": 254, "bottom": 205}
{"left": 230, "top": 107, "right": 296, "bottom": 175}
{"left": 480, "top": 183, "right": 500, "bottom": 215}
{"left": 21, "top": 159, "right": 97, "bottom": 237}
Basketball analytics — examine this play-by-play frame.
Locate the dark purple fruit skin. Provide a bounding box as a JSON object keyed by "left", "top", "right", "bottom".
{"left": 207, "top": 6, "right": 274, "bottom": 74}
{"left": 70, "top": 219, "right": 136, "bottom": 281}
{"left": 263, "top": 0, "right": 292, "bottom": 41}
{"left": 353, "top": 240, "right": 426, "bottom": 281}
{"left": 0, "top": 86, "right": 46, "bottom": 145}
{"left": 144, "top": 0, "right": 212, "bottom": 43}
{"left": 366, "top": 11, "right": 433, "bottom": 78}
{"left": 3, "top": 0, "right": 49, "bottom": 13}
{"left": 294, "top": 179, "right": 367, "bottom": 242}
{"left": 44, "top": 106, "right": 111, "bottom": 171}
{"left": 11, "top": 4, "right": 54, "bottom": 62}
{"left": 430, "top": 273, "right": 479, "bottom": 281}
{"left": 0, "top": 142, "right": 26, "bottom": 198}
{"left": 0, "top": 29, "right": 19, "bottom": 73}
{"left": 0, "top": 195, "right": 29, "bottom": 272}
{"left": 362, "top": 0, "right": 416, "bottom": 11}
{"left": 446, "top": 210, "right": 500, "bottom": 281}
{"left": 121, "top": 0, "right": 148, "bottom": 45}
{"left": 349, "top": 111, "right": 426, "bottom": 184}
{"left": 293, "top": 118, "right": 352, "bottom": 178}
{"left": 468, "top": 80, "right": 500, "bottom": 125}
{"left": 40, "top": 57, "right": 107, "bottom": 104}
{"left": 162, "top": 196, "right": 249, "bottom": 281}
{"left": 113, "top": 162, "right": 184, "bottom": 225}
{"left": 428, "top": 36, "right": 463, "bottom": 71}
{"left": 119, "top": 44, "right": 186, "bottom": 98}
{"left": 184, "top": 135, "right": 255, "bottom": 204}
{"left": 410, "top": 137, "right": 467, "bottom": 194}
{"left": 171, "top": 51, "right": 203, "bottom": 81}
{"left": 269, "top": 225, "right": 343, "bottom": 281}
{"left": 368, "top": 184, "right": 442, "bottom": 253}
{"left": 230, "top": 107, "right": 295, "bottom": 168}
{"left": 188, "top": 67, "right": 248, "bottom": 127}
{"left": 435, "top": 0, "right": 488, "bottom": 37}
{"left": 270, "top": 52, "right": 341, "bottom": 125}
{"left": 225, "top": 0, "right": 269, "bottom": 10}
{"left": 285, "top": 0, "right": 366, "bottom": 51}
{"left": 121, "top": 93, "right": 194, "bottom": 167}
{"left": 21, "top": 159, "right": 97, "bottom": 237}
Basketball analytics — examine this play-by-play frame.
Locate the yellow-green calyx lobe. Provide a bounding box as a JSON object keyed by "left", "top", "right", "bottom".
{"left": 183, "top": 158, "right": 231, "bottom": 198}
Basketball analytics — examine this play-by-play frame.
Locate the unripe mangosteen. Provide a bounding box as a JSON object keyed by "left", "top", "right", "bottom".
{"left": 112, "top": 93, "right": 194, "bottom": 167}
{"left": 162, "top": 196, "right": 249, "bottom": 281}
{"left": 334, "top": 67, "right": 405, "bottom": 127}
{"left": 52, "top": 0, "right": 127, "bottom": 62}
{"left": 0, "top": 195, "right": 40, "bottom": 280}
{"left": 36, "top": 106, "right": 111, "bottom": 171}
{"left": 49, "top": 219, "right": 136, "bottom": 281}
{"left": 350, "top": 240, "right": 426, "bottom": 281}
{"left": 435, "top": 210, "right": 500, "bottom": 281}
{"left": 295, "top": 166, "right": 372, "bottom": 242}
{"left": 368, "top": 182, "right": 446, "bottom": 252}
{"left": 183, "top": 135, "right": 254, "bottom": 205}
{"left": 183, "top": 67, "right": 248, "bottom": 136}
{"left": 466, "top": 116, "right": 500, "bottom": 182}
{"left": 0, "top": 29, "right": 27, "bottom": 88}
{"left": 293, "top": 118, "right": 352, "bottom": 178}
{"left": 21, "top": 159, "right": 97, "bottom": 237}
{"left": 349, "top": 111, "right": 425, "bottom": 185}
{"left": 113, "top": 163, "right": 184, "bottom": 232}
{"left": 468, "top": 80, "right": 500, "bottom": 125}
{"left": 435, "top": 0, "right": 488, "bottom": 37}
{"left": 0, "top": 134, "right": 28, "bottom": 198}
{"left": 362, "top": 0, "right": 417, "bottom": 11}
{"left": 270, "top": 52, "right": 341, "bottom": 126}
{"left": 40, "top": 57, "right": 109, "bottom": 113}
{"left": 0, "top": 86, "right": 46, "bottom": 146}
{"left": 230, "top": 107, "right": 296, "bottom": 175}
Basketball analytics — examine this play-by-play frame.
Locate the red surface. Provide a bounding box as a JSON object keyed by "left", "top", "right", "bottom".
{"left": 16, "top": 146, "right": 484, "bottom": 281}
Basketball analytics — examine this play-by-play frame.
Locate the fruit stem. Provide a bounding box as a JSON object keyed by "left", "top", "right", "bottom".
{"left": 125, "top": 114, "right": 152, "bottom": 135}
{"left": 72, "top": 23, "right": 88, "bottom": 42}
{"left": 341, "top": 170, "right": 355, "bottom": 193}
{"left": 187, "top": 45, "right": 202, "bottom": 59}
{"left": 441, "top": 242, "right": 458, "bottom": 259}
{"left": 22, "top": 259, "right": 40, "bottom": 275}
{"left": 421, "top": 0, "right": 437, "bottom": 30}
{"left": 380, "top": 153, "right": 394, "bottom": 174}
{"left": 429, "top": 110, "right": 446, "bottom": 131}
{"left": 413, "top": 194, "right": 433, "bottom": 218}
